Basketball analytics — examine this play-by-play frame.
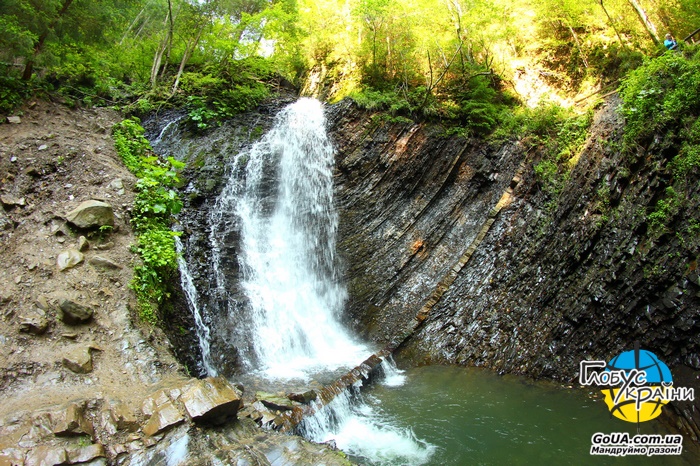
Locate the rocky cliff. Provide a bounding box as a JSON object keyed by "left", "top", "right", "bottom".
{"left": 327, "top": 97, "right": 699, "bottom": 381}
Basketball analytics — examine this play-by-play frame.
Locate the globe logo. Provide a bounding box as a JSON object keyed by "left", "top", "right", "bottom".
{"left": 601, "top": 348, "right": 673, "bottom": 423}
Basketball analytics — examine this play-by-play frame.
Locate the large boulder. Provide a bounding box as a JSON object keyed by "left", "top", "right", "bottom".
{"left": 181, "top": 377, "right": 242, "bottom": 425}
{"left": 66, "top": 200, "right": 114, "bottom": 229}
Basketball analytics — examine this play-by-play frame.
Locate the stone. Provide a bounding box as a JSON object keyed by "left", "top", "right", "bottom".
{"left": 181, "top": 377, "right": 242, "bottom": 425}
{"left": 65, "top": 200, "right": 114, "bottom": 229}
{"left": 255, "top": 392, "right": 295, "bottom": 411}
{"left": 108, "top": 401, "right": 139, "bottom": 432}
{"left": 19, "top": 308, "right": 49, "bottom": 335}
{"left": 58, "top": 298, "right": 93, "bottom": 324}
{"left": 6, "top": 116, "right": 21, "bottom": 124}
{"left": 66, "top": 443, "right": 106, "bottom": 464}
{"left": 287, "top": 390, "right": 318, "bottom": 404}
{"left": 36, "top": 295, "right": 50, "bottom": 310}
{"left": 62, "top": 345, "right": 97, "bottom": 373}
{"left": 78, "top": 236, "right": 89, "bottom": 252}
{"left": 52, "top": 402, "right": 94, "bottom": 437}
{"left": 0, "top": 448, "right": 25, "bottom": 466}
{"left": 24, "top": 446, "right": 67, "bottom": 466}
{"left": 57, "top": 249, "right": 84, "bottom": 271}
{"left": 0, "top": 194, "right": 25, "bottom": 208}
{"left": 142, "top": 400, "right": 185, "bottom": 436}
{"left": 142, "top": 390, "right": 170, "bottom": 417}
{"left": 89, "top": 256, "right": 122, "bottom": 271}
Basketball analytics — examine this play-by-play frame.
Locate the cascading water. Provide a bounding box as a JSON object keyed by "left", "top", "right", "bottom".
{"left": 210, "top": 98, "right": 368, "bottom": 379}
{"left": 175, "top": 236, "right": 216, "bottom": 376}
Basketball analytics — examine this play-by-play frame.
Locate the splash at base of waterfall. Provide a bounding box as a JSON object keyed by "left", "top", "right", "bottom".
{"left": 299, "top": 358, "right": 435, "bottom": 466}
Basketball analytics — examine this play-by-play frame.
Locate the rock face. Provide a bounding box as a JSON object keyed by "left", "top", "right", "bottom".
{"left": 65, "top": 200, "right": 114, "bottom": 229}
{"left": 313, "top": 97, "right": 700, "bottom": 390}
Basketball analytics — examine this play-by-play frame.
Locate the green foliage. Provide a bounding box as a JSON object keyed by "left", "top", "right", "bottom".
{"left": 0, "top": 72, "right": 31, "bottom": 114}
{"left": 621, "top": 50, "right": 700, "bottom": 241}
{"left": 113, "top": 118, "right": 184, "bottom": 325}
{"left": 621, "top": 50, "right": 700, "bottom": 146}
{"left": 647, "top": 186, "right": 681, "bottom": 235}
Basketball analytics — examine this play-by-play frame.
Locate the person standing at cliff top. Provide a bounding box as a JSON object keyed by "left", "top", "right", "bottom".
{"left": 664, "top": 33, "right": 678, "bottom": 50}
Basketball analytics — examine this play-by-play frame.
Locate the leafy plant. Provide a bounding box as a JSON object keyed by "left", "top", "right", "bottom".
{"left": 113, "top": 118, "right": 185, "bottom": 324}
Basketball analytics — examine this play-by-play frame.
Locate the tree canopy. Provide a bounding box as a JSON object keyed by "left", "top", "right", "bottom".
{"left": 1, "top": 0, "right": 699, "bottom": 130}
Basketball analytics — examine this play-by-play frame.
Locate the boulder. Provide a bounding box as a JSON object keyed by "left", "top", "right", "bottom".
{"left": 0, "top": 195, "right": 25, "bottom": 208}
{"left": 57, "top": 249, "right": 84, "bottom": 271}
{"left": 181, "top": 377, "right": 242, "bottom": 425}
{"left": 52, "top": 402, "right": 94, "bottom": 437}
{"left": 19, "top": 308, "right": 49, "bottom": 335}
{"left": 58, "top": 298, "right": 93, "bottom": 324}
{"left": 100, "top": 399, "right": 138, "bottom": 434}
{"left": 66, "top": 200, "right": 114, "bottom": 229}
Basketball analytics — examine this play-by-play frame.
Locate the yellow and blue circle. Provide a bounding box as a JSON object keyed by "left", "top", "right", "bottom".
{"left": 601, "top": 349, "right": 673, "bottom": 423}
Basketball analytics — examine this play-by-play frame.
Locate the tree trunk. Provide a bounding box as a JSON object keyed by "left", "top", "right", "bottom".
{"left": 598, "top": 0, "right": 626, "bottom": 48}
{"left": 171, "top": 27, "right": 204, "bottom": 95}
{"left": 627, "top": 0, "right": 660, "bottom": 45}
{"left": 22, "top": 0, "right": 75, "bottom": 81}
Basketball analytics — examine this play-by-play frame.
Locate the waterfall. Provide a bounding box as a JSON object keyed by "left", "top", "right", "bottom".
{"left": 210, "top": 98, "right": 369, "bottom": 379}
{"left": 175, "top": 236, "right": 216, "bottom": 376}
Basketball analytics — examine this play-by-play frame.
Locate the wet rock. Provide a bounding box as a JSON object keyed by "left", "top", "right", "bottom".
{"left": 18, "top": 308, "right": 49, "bottom": 335}
{"left": 6, "top": 116, "right": 21, "bottom": 124}
{"left": 287, "top": 390, "right": 318, "bottom": 404}
{"left": 65, "top": 200, "right": 114, "bottom": 229}
{"left": 88, "top": 256, "right": 121, "bottom": 271}
{"left": 141, "top": 390, "right": 170, "bottom": 418}
{"left": 58, "top": 298, "right": 93, "bottom": 324}
{"left": 52, "top": 402, "right": 94, "bottom": 437}
{"left": 142, "top": 400, "right": 185, "bottom": 437}
{"left": 255, "top": 392, "right": 295, "bottom": 411}
{"left": 181, "top": 377, "right": 242, "bottom": 425}
{"left": 57, "top": 249, "right": 84, "bottom": 271}
{"left": 62, "top": 345, "right": 100, "bottom": 374}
